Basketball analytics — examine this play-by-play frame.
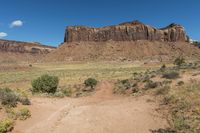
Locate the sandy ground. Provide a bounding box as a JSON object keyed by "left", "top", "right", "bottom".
{"left": 12, "top": 81, "right": 168, "bottom": 133}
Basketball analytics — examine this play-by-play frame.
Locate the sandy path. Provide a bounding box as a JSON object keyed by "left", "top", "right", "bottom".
{"left": 12, "top": 81, "right": 167, "bottom": 133}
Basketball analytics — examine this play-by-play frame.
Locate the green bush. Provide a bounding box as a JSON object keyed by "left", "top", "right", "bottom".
{"left": 0, "top": 88, "right": 19, "bottom": 107}
{"left": 84, "top": 78, "right": 97, "bottom": 89}
{"left": 31, "top": 74, "right": 59, "bottom": 94}
{"left": 0, "top": 118, "right": 14, "bottom": 133}
{"left": 162, "top": 71, "right": 180, "bottom": 79}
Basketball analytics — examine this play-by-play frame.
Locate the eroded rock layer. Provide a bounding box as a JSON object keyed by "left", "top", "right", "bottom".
{"left": 0, "top": 39, "right": 55, "bottom": 54}
{"left": 64, "top": 21, "right": 188, "bottom": 42}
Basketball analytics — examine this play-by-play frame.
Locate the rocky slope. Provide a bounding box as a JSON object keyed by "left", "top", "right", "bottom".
{"left": 64, "top": 20, "right": 188, "bottom": 43}
{"left": 45, "top": 41, "right": 200, "bottom": 62}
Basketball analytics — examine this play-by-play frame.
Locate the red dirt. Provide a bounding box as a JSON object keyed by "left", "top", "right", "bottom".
{"left": 12, "top": 81, "right": 168, "bottom": 133}
{"left": 44, "top": 41, "right": 200, "bottom": 62}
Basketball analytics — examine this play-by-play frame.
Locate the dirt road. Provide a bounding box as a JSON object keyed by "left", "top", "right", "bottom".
{"left": 12, "top": 81, "right": 167, "bottom": 133}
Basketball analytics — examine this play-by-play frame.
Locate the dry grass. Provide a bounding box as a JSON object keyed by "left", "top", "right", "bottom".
{"left": 0, "top": 62, "right": 159, "bottom": 90}
{"left": 168, "top": 82, "right": 200, "bottom": 132}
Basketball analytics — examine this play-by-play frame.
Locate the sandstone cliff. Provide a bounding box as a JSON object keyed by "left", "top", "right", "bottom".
{"left": 0, "top": 39, "right": 55, "bottom": 54}
{"left": 64, "top": 21, "right": 188, "bottom": 43}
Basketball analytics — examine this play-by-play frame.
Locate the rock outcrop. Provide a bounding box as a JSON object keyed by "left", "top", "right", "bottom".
{"left": 0, "top": 39, "right": 55, "bottom": 54}
{"left": 64, "top": 20, "right": 188, "bottom": 43}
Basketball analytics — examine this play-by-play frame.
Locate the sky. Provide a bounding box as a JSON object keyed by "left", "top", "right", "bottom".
{"left": 0, "top": 0, "right": 199, "bottom": 46}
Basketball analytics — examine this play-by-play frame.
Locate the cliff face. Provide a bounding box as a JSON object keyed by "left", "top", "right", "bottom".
{"left": 0, "top": 39, "right": 55, "bottom": 54}
{"left": 64, "top": 21, "right": 188, "bottom": 43}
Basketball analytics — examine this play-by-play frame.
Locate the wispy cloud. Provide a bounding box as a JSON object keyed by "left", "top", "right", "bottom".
{"left": 10, "top": 20, "right": 23, "bottom": 28}
{"left": 0, "top": 32, "right": 8, "bottom": 38}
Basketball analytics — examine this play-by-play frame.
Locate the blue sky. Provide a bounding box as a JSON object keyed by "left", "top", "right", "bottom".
{"left": 0, "top": 0, "right": 199, "bottom": 46}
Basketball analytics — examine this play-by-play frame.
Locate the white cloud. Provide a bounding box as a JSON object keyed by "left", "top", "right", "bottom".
{"left": 0, "top": 32, "right": 7, "bottom": 38}
{"left": 10, "top": 20, "right": 23, "bottom": 28}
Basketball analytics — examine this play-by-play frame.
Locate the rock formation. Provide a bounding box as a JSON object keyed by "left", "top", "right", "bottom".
{"left": 64, "top": 20, "right": 188, "bottom": 43}
{"left": 0, "top": 39, "right": 55, "bottom": 54}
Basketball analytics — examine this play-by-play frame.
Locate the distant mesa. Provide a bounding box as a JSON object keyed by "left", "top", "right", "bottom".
{"left": 0, "top": 20, "right": 198, "bottom": 63}
{"left": 64, "top": 20, "right": 188, "bottom": 43}
{"left": 0, "top": 39, "right": 55, "bottom": 54}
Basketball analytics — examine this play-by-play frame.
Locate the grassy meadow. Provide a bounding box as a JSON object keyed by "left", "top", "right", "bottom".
{"left": 0, "top": 62, "right": 161, "bottom": 90}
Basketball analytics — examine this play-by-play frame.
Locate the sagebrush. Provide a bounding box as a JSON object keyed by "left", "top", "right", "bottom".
{"left": 31, "top": 74, "right": 59, "bottom": 93}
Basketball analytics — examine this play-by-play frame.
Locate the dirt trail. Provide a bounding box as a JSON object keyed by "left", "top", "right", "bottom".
{"left": 12, "top": 81, "right": 167, "bottom": 133}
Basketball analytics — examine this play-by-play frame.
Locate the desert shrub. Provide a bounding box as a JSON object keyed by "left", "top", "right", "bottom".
{"left": 150, "top": 128, "right": 176, "bottom": 133}
{"left": 133, "top": 72, "right": 138, "bottom": 77}
{"left": 0, "top": 88, "right": 31, "bottom": 107}
{"left": 5, "top": 108, "right": 18, "bottom": 120}
{"left": 56, "top": 84, "right": 94, "bottom": 98}
{"left": 144, "top": 80, "right": 159, "bottom": 89}
{"left": 60, "top": 87, "right": 72, "bottom": 97}
{"left": 0, "top": 118, "right": 14, "bottom": 133}
{"left": 132, "top": 87, "right": 139, "bottom": 93}
{"left": 174, "top": 57, "right": 185, "bottom": 67}
{"left": 54, "top": 91, "right": 65, "bottom": 98}
{"left": 114, "top": 79, "right": 132, "bottom": 94}
{"left": 171, "top": 112, "right": 190, "bottom": 130}
{"left": 162, "top": 80, "right": 172, "bottom": 85}
{"left": 162, "top": 95, "right": 176, "bottom": 105}
{"left": 160, "top": 64, "right": 166, "bottom": 72}
{"left": 84, "top": 78, "right": 97, "bottom": 89}
{"left": 0, "top": 88, "right": 19, "bottom": 107}
{"left": 18, "top": 108, "right": 31, "bottom": 120}
{"left": 134, "top": 73, "right": 151, "bottom": 82}
{"left": 31, "top": 74, "right": 59, "bottom": 94}
{"left": 162, "top": 71, "right": 180, "bottom": 79}
{"left": 142, "top": 75, "right": 151, "bottom": 82}
{"left": 175, "top": 99, "right": 191, "bottom": 111}
{"left": 6, "top": 107, "right": 31, "bottom": 121}
{"left": 155, "top": 86, "right": 170, "bottom": 95}
{"left": 177, "top": 81, "right": 184, "bottom": 86}
{"left": 114, "top": 79, "right": 139, "bottom": 94}
{"left": 119, "top": 79, "right": 131, "bottom": 89}
{"left": 19, "top": 97, "right": 31, "bottom": 105}
{"left": 166, "top": 99, "right": 190, "bottom": 131}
